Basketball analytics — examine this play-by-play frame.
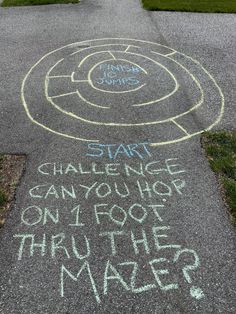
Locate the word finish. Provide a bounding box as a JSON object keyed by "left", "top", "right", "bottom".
{"left": 96, "top": 63, "right": 141, "bottom": 86}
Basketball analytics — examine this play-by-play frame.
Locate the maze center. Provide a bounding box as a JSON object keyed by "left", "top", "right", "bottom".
{"left": 89, "top": 59, "right": 147, "bottom": 93}
{"left": 22, "top": 38, "right": 224, "bottom": 145}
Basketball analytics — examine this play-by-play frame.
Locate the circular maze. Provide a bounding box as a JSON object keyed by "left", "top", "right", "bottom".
{"left": 21, "top": 38, "right": 224, "bottom": 145}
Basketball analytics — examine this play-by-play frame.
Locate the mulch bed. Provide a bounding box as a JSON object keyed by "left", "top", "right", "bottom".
{"left": 0, "top": 155, "right": 26, "bottom": 227}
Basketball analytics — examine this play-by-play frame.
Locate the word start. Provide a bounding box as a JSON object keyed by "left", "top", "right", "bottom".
{"left": 85, "top": 142, "right": 151, "bottom": 160}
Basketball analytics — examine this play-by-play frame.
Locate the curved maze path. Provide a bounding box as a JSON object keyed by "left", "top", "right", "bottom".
{"left": 22, "top": 38, "right": 224, "bottom": 145}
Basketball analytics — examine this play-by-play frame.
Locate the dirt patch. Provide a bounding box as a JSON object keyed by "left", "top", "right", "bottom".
{"left": 0, "top": 155, "right": 26, "bottom": 227}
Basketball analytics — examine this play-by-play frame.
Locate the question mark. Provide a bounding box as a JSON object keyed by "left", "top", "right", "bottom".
{"left": 173, "top": 248, "right": 205, "bottom": 300}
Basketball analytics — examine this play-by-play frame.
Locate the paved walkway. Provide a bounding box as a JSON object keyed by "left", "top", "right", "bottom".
{"left": 0, "top": 0, "right": 235, "bottom": 313}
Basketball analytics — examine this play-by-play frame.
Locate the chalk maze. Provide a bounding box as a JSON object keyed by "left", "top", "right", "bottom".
{"left": 22, "top": 39, "right": 224, "bottom": 145}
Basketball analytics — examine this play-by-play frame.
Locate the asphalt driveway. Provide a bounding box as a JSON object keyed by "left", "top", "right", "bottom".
{"left": 0, "top": 0, "right": 235, "bottom": 313}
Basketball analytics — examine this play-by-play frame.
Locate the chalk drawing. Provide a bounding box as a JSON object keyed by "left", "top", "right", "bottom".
{"left": 149, "top": 258, "right": 178, "bottom": 291}
{"left": 37, "top": 157, "right": 185, "bottom": 176}
{"left": 21, "top": 205, "right": 59, "bottom": 226}
{"left": 69, "top": 205, "right": 85, "bottom": 227}
{"left": 21, "top": 38, "right": 224, "bottom": 146}
{"left": 119, "top": 261, "right": 156, "bottom": 293}
{"left": 13, "top": 156, "right": 205, "bottom": 304}
{"left": 100, "top": 231, "right": 125, "bottom": 256}
{"left": 104, "top": 260, "right": 130, "bottom": 295}
{"left": 173, "top": 249, "right": 204, "bottom": 300}
{"left": 27, "top": 180, "right": 184, "bottom": 201}
{"left": 60, "top": 262, "right": 101, "bottom": 303}
{"left": 86, "top": 142, "right": 152, "bottom": 160}
{"left": 90, "top": 58, "right": 146, "bottom": 92}
{"left": 131, "top": 228, "right": 150, "bottom": 255}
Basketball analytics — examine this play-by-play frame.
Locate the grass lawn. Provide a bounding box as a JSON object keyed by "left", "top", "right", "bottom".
{"left": 202, "top": 131, "right": 236, "bottom": 225}
{"left": 1, "top": 0, "right": 78, "bottom": 7}
{"left": 142, "top": 0, "right": 236, "bottom": 13}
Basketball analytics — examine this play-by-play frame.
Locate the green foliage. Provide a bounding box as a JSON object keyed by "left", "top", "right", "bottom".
{"left": 202, "top": 131, "right": 236, "bottom": 225}
{"left": 142, "top": 0, "right": 236, "bottom": 13}
{"left": 204, "top": 131, "right": 236, "bottom": 180}
{"left": 1, "top": 0, "right": 78, "bottom": 7}
{"left": 222, "top": 177, "right": 236, "bottom": 224}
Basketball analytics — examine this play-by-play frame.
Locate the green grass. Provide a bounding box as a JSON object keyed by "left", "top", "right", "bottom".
{"left": 142, "top": 0, "right": 236, "bottom": 13}
{"left": 202, "top": 131, "right": 236, "bottom": 225}
{"left": 1, "top": 0, "right": 78, "bottom": 7}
